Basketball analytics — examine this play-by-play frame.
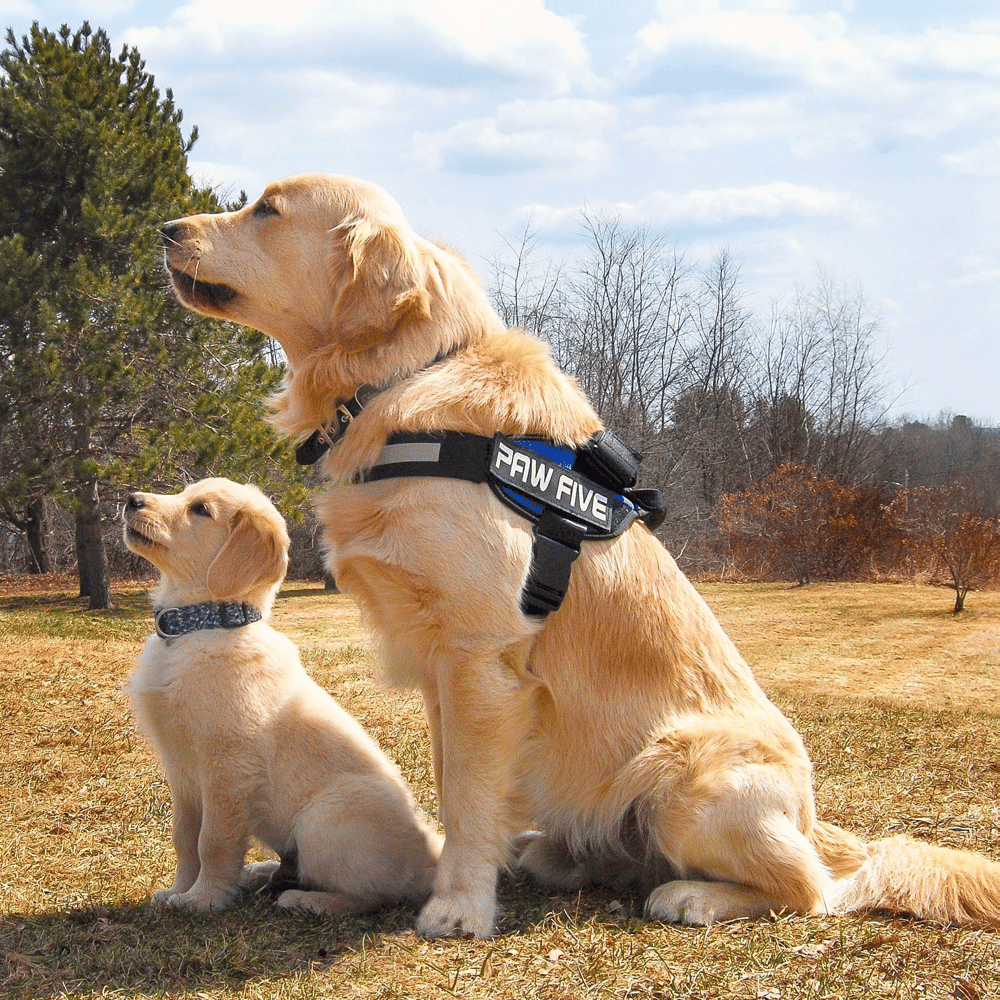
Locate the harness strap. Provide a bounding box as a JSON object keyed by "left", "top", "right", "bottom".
{"left": 361, "top": 432, "right": 493, "bottom": 486}
{"left": 359, "top": 430, "right": 666, "bottom": 619}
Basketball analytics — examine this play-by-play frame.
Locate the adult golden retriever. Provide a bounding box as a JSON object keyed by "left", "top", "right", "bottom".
{"left": 123, "top": 477, "right": 440, "bottom": 915}
{"left": 160, "top": 175, "right": 1000, "bottom": 938}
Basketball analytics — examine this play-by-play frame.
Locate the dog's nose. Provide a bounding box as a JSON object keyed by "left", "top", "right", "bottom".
{"left": 159, "top": 220, "right": 185, "bottom": 246}
{"left": 125, "top": 493, "right": 146, "bottom": 511}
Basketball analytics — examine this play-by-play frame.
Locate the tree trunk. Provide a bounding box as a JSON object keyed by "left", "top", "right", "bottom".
{"left": 953, "top": 587, "right": 967, "bottom": 614}
{"left": 72, "top": 421, "right": 112, "bottom": 608}
{"left": 75, "top": 513, "right": 91, "bottom": 597}
{"left": 76, "top": 487, "right": 112, "bottom": 610}
{"left": 73, "top": 418, "right": 112, "bottom": 610}
{"left": 24, "top": 495, "right": 51, "bottom": 573}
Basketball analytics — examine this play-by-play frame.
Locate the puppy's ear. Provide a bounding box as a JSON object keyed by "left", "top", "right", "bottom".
{"left": 206, "top": 507, "right": 289, "bottom": 600}
{"left": 331, "top": 218, "right": 432, "bottom": 350}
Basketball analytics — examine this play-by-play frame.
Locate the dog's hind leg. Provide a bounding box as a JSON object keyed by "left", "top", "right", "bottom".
{"left": 633, "top": 723, "right": 834, "bottom": 925}
{"left": 290, "top": 775, "right": 441, "bottom": 916}
{"left": 645, "top": 810, "right": 830, "bottom": 925}
{"left": 516, "top": 832, "right": 593, "bottom": 891}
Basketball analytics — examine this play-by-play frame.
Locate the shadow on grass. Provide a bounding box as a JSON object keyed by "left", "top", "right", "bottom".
{"left": 0, "top": 876, "right": 644, "bottom": 998}
{"left": 0, "top": 589, "right": 152, "bottom": 621}
{"left": 0, "top": 894, "right": 417, "bottom": 997}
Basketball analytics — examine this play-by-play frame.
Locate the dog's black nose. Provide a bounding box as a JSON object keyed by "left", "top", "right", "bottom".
{"left": 125, "top": 493, "right": 145, "bottom": 511}
{"left": 159, "top": 220, "right": 185, "bottom": 245}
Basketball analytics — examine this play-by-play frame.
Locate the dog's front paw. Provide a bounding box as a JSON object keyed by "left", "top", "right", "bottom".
{"left": 417, "top": 890, "right": 497, "bottom": 939}
{"left": 163, "top": 886, "right": 236, "bottom": 913}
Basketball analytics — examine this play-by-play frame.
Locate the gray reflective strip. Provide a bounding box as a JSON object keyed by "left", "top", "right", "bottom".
{"left": 372, "top": 441, "right": 443, "bottom": 467}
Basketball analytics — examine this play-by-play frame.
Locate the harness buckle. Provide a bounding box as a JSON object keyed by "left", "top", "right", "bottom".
{"left": 520, "top": 511, "right": 587, "bottom": 618}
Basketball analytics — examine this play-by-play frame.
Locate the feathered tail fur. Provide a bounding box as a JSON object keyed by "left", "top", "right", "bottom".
{"left": 815, "top": 820, "right": 1000, "bottom": 928}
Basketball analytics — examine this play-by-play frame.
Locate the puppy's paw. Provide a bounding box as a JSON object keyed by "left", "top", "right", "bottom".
{"left": 417, "top": 890, "right": 497, "bottom": 939}
{"left": 164, "top": 886, "right": 236, "bottom": 913}
{"left": 275, "top": 889, "right": 323, "bottom": 915}
{"left": 276, "top": 889, "right": 364, "bottom": 916}
{"left": 149, "top": 887, "right": 182, "bottom": 907}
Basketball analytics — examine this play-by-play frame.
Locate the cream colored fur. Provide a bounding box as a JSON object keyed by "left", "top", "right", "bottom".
{"left": 162, "top": 175, "right": 1000, "bottom": 938}
{"left": 123, "top": 477, "right": 440, "bottom": 915}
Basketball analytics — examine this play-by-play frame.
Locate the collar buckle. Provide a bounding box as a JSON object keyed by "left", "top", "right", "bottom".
{"left": 154, "top": 606, "right": 181, "bottom": 639}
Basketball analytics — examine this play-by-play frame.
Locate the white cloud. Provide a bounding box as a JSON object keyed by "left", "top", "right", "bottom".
{"left": 632, "top": 5, "right": 893, "bottom": 97}
{"left": 622, "top": 6, "right": 1000, "bottom": 166}
{"left": 626, "top": 181, "right": 865, "bottom": 226}
{"left": 881, "top": 27, "right": 1000, "bottom": 78}
{"left": 940, "top": 135, "right": 1000, "bottom": 176}
{"left": 631, "top": 3, "right": 1000, "bottom": 101}
{"left": 626, "top": 94, "right": 874, "bottom": 160}
{"left": 521, "top": 180, "right": 865, "bottom": 230}
{"left": 415, "top": 98, "right": 616, "bottom": 175}
{"left": 125, "top": 0, "right": 596, "bottom": 94}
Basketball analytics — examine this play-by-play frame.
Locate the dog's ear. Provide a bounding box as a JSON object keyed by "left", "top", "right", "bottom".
{"left": 206, "top": 506, "right": 289, "bottom": 600}
{"left": 331, "top": 217, "right": 432, "bottom": 350}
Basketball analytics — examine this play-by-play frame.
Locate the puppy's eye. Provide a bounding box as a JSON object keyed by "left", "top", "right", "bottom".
{"left": 189, "top": 502, "right": 213, "bottom": 518}
{"left": 253, "top": 200, "right": 279, "bottom": 218}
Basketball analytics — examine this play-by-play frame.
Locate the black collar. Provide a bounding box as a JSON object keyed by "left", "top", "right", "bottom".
{"left": 153, "top": 601, "right": 263, "bottom": 639}
{"left": 295, "top": 383, "right": 381, "bottom": 465}
{"left": 295, "top": 350, "right": 457, "bottom": 466}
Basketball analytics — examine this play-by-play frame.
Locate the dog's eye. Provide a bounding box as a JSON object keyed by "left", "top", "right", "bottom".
{"left": 189, "top": 502, "right": 213, "bottom": 518}
{"left": 253, "top": 200, "right": 279, "bottom": 218}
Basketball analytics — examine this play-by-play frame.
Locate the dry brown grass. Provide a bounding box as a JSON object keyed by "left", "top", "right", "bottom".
{"left": 2, "top": 576, "right": 1000, "bottom": 999}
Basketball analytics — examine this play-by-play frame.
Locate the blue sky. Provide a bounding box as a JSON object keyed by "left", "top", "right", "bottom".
{"left": 4, "top": 1, "right": 1000, "bottom": 423}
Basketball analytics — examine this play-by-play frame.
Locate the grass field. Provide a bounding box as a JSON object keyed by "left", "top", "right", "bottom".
{"left": 2, "top": 576, "right": 999, "bottom": 999}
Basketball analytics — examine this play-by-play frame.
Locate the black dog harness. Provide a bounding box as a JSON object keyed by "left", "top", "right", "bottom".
{"left": 294, "top": 379, "right": 665, "bottom": 618}
{"left": 362, "top": 430, "right": 665, "bottom": 617}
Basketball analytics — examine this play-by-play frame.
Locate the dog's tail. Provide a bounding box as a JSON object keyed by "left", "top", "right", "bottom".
{"left": 812, "top": 820, "right": 1000, "bottom": 928}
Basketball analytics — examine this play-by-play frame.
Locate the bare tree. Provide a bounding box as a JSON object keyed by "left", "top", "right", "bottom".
{"left": 488, "top": 212, "right": 691, "bottom": 463}
{"left": 888, "top": 485, "right": 1000, "bottom": 612}
{"left": 487, "top": 220, "right": 567, "bottom": 346}
{"left": 560, "top": 212, "right": 690, "bottom": 450}
{"left": 669, "top": 249, "right": 756, "bottom": 510}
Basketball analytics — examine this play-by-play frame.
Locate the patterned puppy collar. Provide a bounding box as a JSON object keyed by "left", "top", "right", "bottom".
{"left": 153, "top": 601, "right": 263, "bottom": 639}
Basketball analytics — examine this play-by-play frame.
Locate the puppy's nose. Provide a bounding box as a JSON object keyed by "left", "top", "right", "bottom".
{"left": 125, "top": 493, "right": 145, "bottom": 511}
{"left": 159, "top": 220, "right": 186, "bottom": 246}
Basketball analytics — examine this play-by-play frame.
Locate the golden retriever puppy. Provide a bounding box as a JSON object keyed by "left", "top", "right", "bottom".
{"left": 160, "top": 176, "right": 1000, "bottom": 938}
{"left": 123, "top": 477, "right": 441, "bottom": 915}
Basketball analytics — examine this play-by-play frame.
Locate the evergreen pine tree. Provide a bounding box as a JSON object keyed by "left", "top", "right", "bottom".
{"left": 0, "top": 23, "right": 306, "bottom": 607}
